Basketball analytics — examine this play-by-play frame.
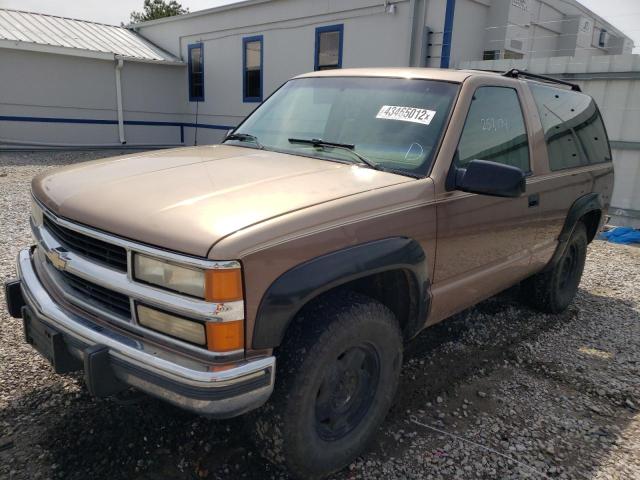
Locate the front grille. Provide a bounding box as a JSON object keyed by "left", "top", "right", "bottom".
{"left": 59, "top": 270, "right": 131, "bottom": 318}
{"left": 44, "top": 216, "right": 128, "bottom": 272}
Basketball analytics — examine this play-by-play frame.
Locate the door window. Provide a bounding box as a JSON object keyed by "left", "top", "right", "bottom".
{"left": 456, "top": 86, "right": 530, "bottom": 172}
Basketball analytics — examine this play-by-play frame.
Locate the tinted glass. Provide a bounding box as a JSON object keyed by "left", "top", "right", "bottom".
{"left": 231, "top": 77, "right": 459, "bottom": 176}
{"left": 189, "top": 46, "right": 203, "bottom": 100}
{"left": 244, "top": 40, "right": 262, "bottom": 99}
{"left": 530, "top": 84, "right": 611, "bottom": 170}
{"left": 317, "top": 30, "right": 340, "bottom": 70}
{"left": 456, "top": 87, "right": 530, "bottom": 171}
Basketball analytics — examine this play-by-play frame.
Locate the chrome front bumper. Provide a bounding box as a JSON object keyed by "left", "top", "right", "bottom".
{"left": 13, "top": 248, "right": 275, "bottom": 418}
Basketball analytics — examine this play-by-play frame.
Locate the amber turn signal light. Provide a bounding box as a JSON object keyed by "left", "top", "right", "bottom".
{"left": 205, "top": 268, "right": 243, "bottom": 302}
{"left": 206, "top": 320, "right": 244, "bottom": 352}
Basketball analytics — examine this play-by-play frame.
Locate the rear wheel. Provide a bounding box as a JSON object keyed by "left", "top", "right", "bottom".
{"left": 251, "top": 291, "right": 402, "bottom": 479}
{"left": 521, "top": 222, "right": 588, "bottom": 313}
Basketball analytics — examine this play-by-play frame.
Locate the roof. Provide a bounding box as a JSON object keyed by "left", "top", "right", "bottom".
{"left": 296, "top": 68, "right": 473, "bottom": 83}
{"left": 0, "top": 8, "right": 182, "bottom": 64}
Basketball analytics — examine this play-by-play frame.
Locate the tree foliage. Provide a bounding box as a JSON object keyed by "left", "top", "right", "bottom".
{"left": 129, "top": 0, "right": 189, "bottom": 23}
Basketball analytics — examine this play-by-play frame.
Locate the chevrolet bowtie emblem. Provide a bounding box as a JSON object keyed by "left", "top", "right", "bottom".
{"left": 45, "top": 247, "right": 69, "bottom": 271}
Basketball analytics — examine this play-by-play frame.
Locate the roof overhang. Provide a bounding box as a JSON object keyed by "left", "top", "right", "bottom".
{"left": 0, "top": 39, "right": 185, "bottom": 66}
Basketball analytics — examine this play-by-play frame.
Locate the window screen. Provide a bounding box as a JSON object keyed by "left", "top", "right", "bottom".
{"left": 315, "top": 25, "right": 343, "bottom": 71}
{"left": 483, "top": 50, "right": 501, "bottom": 60}
{"left": 188, "top": 43, "right": 204, "bottom": 101}
{"left": 529, "top": 83, "right": 611, "bottom": 170}
{"left": 243, "top": 36, "right": 263, "bottom": 102}
{"left": 456, "top": 87, "right": 530, "bottom": 171}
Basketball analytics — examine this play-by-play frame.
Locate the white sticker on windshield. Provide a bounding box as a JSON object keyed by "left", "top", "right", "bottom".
{"left": 376, "top": 105, "right": 436, "bottom": 126}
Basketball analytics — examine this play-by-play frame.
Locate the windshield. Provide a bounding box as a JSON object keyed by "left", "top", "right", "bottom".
{"left": 226, "top": 76, "right": 459, "bottom": 176}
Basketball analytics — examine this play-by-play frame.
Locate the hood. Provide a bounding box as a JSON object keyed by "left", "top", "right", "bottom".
{"left": 32, "top": 145, "right": 412, "bottom": 257}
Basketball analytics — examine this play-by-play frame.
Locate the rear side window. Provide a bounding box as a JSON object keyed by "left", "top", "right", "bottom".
{"left": 529, "top": 84, "right": 611, "bottom": 171}
{"left": 456, "top": 86, "right": 530, "bottom": 172}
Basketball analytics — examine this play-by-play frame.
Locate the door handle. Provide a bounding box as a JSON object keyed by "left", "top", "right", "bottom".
{"left": 528, "top": 193, "right": 540, "bottom": 208}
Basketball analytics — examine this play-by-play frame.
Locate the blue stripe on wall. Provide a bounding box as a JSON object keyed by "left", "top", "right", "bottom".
{"left": 0, "top": 115, "right": 233, "bottom": 131}
{"left": 441, "top": 0, "right": 456, "bottom": 69}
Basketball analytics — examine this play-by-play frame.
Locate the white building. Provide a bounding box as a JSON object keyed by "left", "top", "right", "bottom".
{"left": 0, "top": 9, "right": 194, "bottom": 147}
{"left": 132, "top": 0, "right": 633, "bottom": 144}
{"left": 0, "top": 0, "right": 633, "bottom": 147}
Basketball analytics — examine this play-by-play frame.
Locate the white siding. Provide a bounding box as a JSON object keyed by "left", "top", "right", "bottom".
{"left": 137, "top": 0, "right": 416, "bottom": 142}
{"left": 0, "top": 48, "right": 187, "bottom": 146}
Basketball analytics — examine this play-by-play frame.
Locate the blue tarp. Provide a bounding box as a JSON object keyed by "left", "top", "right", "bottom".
{"left": 600, "top": 227, "right": 640, "bottom": 245}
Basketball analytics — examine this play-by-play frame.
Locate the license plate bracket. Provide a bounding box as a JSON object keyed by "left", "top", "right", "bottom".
{"left": 22, "top": 307, "right": 82, "bottom": 374}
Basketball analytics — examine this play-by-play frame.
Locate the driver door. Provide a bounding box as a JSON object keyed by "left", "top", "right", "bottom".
{"left": 429, "top": 84, "right": 542, "bottom": 322}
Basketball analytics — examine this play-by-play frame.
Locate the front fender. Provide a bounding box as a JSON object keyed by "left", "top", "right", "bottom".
{"left": 252, "top": 237, "right": 429, "bottom": 349}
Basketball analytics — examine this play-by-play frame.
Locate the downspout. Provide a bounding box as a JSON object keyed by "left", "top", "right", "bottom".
{"left": 441, "top": 0, "right": 456, "bottom": 68}
{"left": 407, "top": 0, "right": 418, "bottom": 67}
{"left": 114, "top": 56, "right": 126, "bottom": 144}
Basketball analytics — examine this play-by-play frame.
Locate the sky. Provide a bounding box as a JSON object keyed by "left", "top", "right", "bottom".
{"left": 0, "top": 0, "right": 638, "bottom": 52}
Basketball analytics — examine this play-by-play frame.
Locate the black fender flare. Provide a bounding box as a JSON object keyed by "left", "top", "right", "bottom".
{"left": 252, "top": 237, "right": 429, "bottom": 349}
{"left": 547, "top": 192, "right": 602, "bottom": 270}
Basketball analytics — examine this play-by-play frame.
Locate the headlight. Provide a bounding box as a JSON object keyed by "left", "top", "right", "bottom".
{"left": 136, "top": 304, "right": 244, "bottom": 352}
{"left": 137, "top": 304, "right": 206, "bottom": 345}
{"left": 133, "top": 254, "right": 243, "bottom": 302}
{"left": 134, "top": 254, "right": 205, "bottom": 298}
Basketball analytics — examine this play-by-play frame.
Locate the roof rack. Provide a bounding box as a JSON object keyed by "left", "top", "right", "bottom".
{"left": 502, "top": 68, "right": 581, "bottom": 92}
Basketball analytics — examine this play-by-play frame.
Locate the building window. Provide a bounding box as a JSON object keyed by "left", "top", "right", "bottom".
{"left": 188, "top": 43, "right": 204, "bottom": 102}
{"left": 315, "top": 24, "right": 343, "bottom": 71}
{"left": 243, "top": 35, "right": 263, "bottom": 102}
{"left": 598, "top": 29, "right": 607, "bottom": 47}
{"left": 483, "top": 50, "right": 501, "bottom": 60}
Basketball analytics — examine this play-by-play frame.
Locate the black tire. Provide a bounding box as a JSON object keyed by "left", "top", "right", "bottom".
{"left": 521, "top": 222, "right": 588, "bottom": 313}
{"left": 251, "top": 290, "right": 403, "bottom": 479}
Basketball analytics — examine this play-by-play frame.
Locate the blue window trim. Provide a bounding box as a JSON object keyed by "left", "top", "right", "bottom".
{"left": 243, "top": 35, "right": 264, "bottom": 103}
{"left": 441, "top": 0, "right": 456, "bottom": 68}
{"left": 188, "top": 42, "right": 204, "bottom": 102}
{"left": 314, "top": 24, "right": 344, "bottom": 71}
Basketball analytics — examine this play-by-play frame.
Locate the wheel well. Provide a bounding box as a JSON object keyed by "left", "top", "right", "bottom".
{"left": 580, "top": 210, "right": 601, "bottom": 243}
{"left": 323, "top": 269, "right": 420, "bottom": 340}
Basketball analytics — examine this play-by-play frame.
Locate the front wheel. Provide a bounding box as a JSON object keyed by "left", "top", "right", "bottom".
{"left": 521, "top": 222, "right": 588, "bottom": 313}
{"left": 251, "top": 291, "right": 403, "bottom": 479}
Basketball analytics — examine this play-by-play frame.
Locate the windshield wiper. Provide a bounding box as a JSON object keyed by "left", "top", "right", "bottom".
{"left": 288, "top": 138, "right": 381, "bottom": 171}
{"left": 224, "top": 133, "right": 264, "bottom": 149}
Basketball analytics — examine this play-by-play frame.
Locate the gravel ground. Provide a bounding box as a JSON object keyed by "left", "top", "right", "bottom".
{"left": 1, "top": 150, "right": 639, "bottom": 480}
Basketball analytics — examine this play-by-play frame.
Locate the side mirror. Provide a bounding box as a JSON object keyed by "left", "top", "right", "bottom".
{"left": 450, "top": 159, "right": 526, "bottom": 198}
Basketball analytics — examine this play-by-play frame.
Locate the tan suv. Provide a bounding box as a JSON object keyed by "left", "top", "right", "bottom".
{"left": 5, "top": 68, "right": 613, "bottom": 478}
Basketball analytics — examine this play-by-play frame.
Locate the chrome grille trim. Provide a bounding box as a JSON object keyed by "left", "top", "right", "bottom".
{"left": 58, "top": 269, "right": 132, "bottom": 317}
{"left": 32, "top": 218, "right": 244, "bottom": 322}
{"left": 29, "top": 196, "right": 245, "bottom": 359}
{"left": 35, "top": 248, "right": 132, "bottom": 326}
{"left": 43, "top": 216, "right": 128, "bottom": 272}
{"left": 33, "top": 250, "right": 243, "bottom": 360}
